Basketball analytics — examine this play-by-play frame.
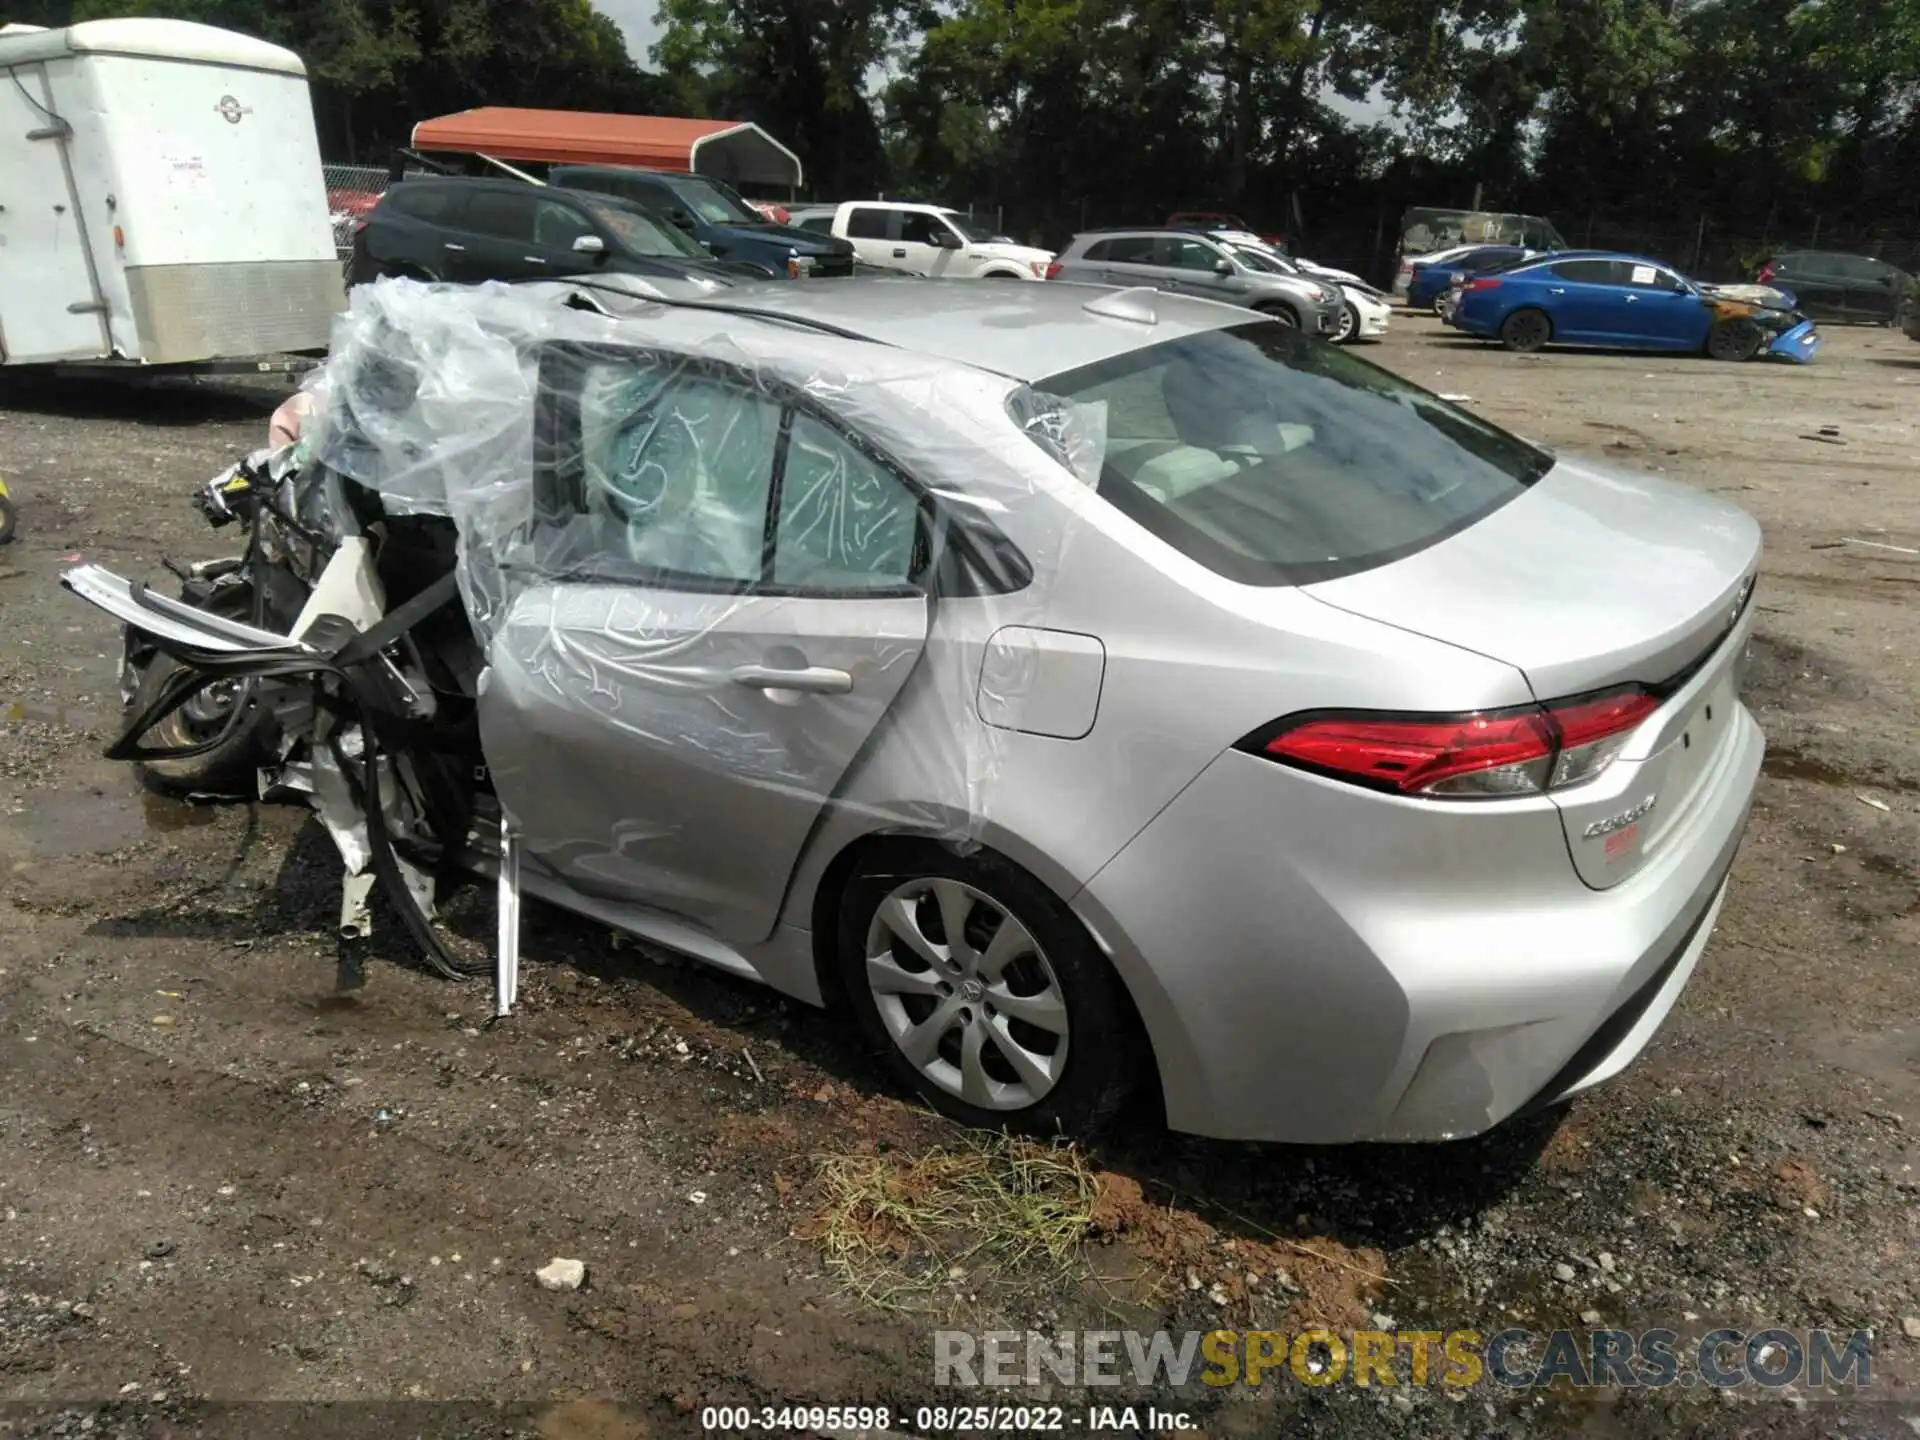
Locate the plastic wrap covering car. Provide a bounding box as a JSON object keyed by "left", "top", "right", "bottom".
{"left": 290, "top": 278, "right": 1107, "bottom": 882}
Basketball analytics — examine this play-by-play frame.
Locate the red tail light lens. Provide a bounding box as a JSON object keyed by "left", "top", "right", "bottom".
{"left": 1546, "top": 688, "right": 1662, "bottom": 788}
{"left": 352, "top": 217, "right": 369, "bottom": 235}
{"left": 1758, "top": 262, "right": 1776, "bottom": 283}
{"left": 1250, "top": 687, "right": 1660, "bottom": 799}
{"left": 1263, "top": 711, "right": 1556, "bottom": 797}
{"left": 1044, "top": 261, "right": 1063, "bottom": 280}
{"left": 1465, "top": 277, "right": 1503, "bottom": 292}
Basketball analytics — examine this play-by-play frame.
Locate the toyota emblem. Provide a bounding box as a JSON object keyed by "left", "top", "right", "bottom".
{"left": 215, "top": 95, "right": 251, "bottom": 124}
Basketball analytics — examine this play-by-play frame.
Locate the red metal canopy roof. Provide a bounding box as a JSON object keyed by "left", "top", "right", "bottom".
{"left": 410, "top": 108, "right": 804, "bottom": 188}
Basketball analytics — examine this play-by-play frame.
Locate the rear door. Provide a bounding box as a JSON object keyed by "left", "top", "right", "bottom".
{"left": 1844, "top": 256, "right": 1903, "bottom": 322}
{"left": 1542, "top": 259, "right": 1630, "bottom": 342}
{"left": 477, "top": 345, "right": 932, "bottom": 945}
{"left": 444, "top": 188, "right": 544, "bottom": 283}
{"left": 0, "top": 64, "right": 106, "bottom": 362}
{"left": 842, "top": 205, "right": 899, "bottom": 271}
{"left": 1090, "top": 235, "right": 1161, "bottom": 288}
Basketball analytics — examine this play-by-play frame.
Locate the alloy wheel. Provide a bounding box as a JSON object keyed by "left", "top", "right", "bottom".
{"left": 1334, "top": 303, "right": 1357, "bottom": 342}
{"left": 863, "top": 877, "right": 1070, "bottom": 1111}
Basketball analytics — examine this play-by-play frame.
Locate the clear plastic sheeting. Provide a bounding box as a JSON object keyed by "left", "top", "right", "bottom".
{"left": 294, "top": 277, "right": 1106, "bottom": 885}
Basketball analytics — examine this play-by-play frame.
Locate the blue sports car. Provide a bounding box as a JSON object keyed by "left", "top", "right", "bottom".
{"left": 1447, "top": 252, "right": 1820, "bottom": 362}
{"left": 1405, "top": 245, "right": 1533, "bottom": 311}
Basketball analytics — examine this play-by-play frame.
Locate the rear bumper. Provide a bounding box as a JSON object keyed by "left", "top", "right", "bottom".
{"left": 1073, "top": 704, "right": 1763, "bottom": 1144}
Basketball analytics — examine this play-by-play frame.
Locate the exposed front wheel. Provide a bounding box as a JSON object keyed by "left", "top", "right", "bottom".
{"left": 1706, "top": 316, "right": 1763, "bottom": 362}
{"left": 122, "top": 584, "right": 271, "bottom": 797}
{"left": 1260, "top": 304, "right": 1300, "bottom": 328}
{"left": 1333, "top": 302, "right": 1359, "bottom": 343}
{"left": 1499, "top": 308, "right": 1552, "bottom": 353}
{"left": 838, "top": 843, "right": 1141, "bottom": 1136}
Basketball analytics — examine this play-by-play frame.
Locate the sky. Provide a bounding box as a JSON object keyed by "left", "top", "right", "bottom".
{"left": 591, "top": 0, "right": 1394, "bottom": 127}
{"left": 598, "top": 0, "right": 661, "bottom": 66}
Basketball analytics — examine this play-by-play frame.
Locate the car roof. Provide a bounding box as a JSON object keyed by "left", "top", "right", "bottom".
{"left": 643, "top": 276, "right": 1254, "bottom": 381}
{"left": 1073, "top": 226, "right": 1212, "bottom": 238}
{"left": 1508, "top": 250, "right": 1675, "bottom": 269}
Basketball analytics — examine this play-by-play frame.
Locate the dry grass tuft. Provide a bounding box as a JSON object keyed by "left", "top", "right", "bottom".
{"left": 805, "top": 1134, "right": 1100, "bottom": 1312}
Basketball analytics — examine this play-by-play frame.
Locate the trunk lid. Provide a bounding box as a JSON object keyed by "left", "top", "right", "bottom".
{"left": 1303, "top": 457, "right": 1759, "bottom": 700}
{"left": 1304, "top": 458, "right": 1761, "bottom": 889}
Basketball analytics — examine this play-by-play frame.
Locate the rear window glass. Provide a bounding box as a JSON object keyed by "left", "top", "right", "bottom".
{"left": 387, "top": 185, "right": 452, "bottom": 222}
{"left": 1033, "top": 322, "right": 1553, "bottom": 585}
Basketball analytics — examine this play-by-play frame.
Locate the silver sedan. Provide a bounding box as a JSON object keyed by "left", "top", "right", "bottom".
{"left": 68, "top": 275, "right": 1763, "bottom": 1143}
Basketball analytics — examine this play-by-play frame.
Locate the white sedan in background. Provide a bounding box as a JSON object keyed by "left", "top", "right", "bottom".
{"left": 1227, "top": 242, "right": 1391, "bottom": 344}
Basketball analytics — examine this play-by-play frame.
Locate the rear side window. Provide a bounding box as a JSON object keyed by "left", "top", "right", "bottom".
{"left": 387, "top": 185, "right": 453, "bottom": 222}
{"left": 1034, "top": 322, "right": 1553, "bottom": 586}
{"left": 1463, "top": 248, "right": 1519, "bottom": 272}
{"left": 1099, "top": 236, "right": 1158, "bottom": 264}
{"left": 846, "top": 207, "right": 892, "bottom": 240}
{"left": 797, "top": 214, "right": 834, "bottom": 233}
{"left": 463, "top": 190, "right": 537, "bottom": 243}
{"left": 1551, "top": 259, "right": 1619, "bottom": 284}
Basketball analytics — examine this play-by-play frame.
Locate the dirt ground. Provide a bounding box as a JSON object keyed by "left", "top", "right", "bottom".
{"left": 1, "top": 313, "right": 1918, "bottom": 1440}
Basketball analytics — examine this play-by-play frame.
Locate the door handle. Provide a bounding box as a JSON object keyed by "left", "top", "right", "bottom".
{"left": 731, "top": 663, "right": 853, "bottom": 695}
{"left": 1624, "top": 294, "right": 1638, "bottom": 303}
{"left": 522, "top": 256, "right": 547, "bottom": 264}
{"left": 892, "top": 247, "right": 907, "bottom": 258}
{"left": 1549, "top": 286, "right": 1566, "bottom": 294}
{"left": 444, "top": 242, "right": 466, "bottom": 251}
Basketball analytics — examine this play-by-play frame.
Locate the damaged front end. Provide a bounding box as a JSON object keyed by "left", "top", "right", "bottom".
{"left": 1699, "top": 284, "right": 1822, "bottom": 364}
{"left": 66, "top": 317, "right": 506, "bottom": 996}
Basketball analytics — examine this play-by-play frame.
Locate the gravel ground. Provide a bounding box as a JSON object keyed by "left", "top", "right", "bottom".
{"left": 1, "top": 315, "right": 1917, "bottom": 1439}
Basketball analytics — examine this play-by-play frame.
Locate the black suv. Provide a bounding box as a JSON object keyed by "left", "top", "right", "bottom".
{"left": 1756, "top": 250, "right": 1913, "bottom": 324}
{"left": 347, "top": 176, "right": 738, "bottom": 289}
{"left": 549, "top": 166, "right": 855, "bottom": 280}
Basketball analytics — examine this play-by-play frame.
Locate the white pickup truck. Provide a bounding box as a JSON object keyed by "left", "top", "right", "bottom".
{"left": 791, "top": 201, "right": 1053, "bottom": 280}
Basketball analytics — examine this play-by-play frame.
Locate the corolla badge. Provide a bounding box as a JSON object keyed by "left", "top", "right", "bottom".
{"left": 1585, "top": 795, "right": 1658, "bottom": 839}
{"left": 215, "top": 95, "right": 253, "bottom": 124}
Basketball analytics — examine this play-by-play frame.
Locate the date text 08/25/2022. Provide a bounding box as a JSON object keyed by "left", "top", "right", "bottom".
{"left": 699, "top": 1404, "right": 1196, "bottom": 1433}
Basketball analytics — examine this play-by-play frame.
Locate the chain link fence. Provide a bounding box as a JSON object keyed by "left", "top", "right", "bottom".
{"left": 323, "top": 163, "right": 389, "bottom": 270}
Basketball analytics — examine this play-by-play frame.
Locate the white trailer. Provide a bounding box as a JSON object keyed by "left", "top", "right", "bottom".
{"left": 0, "top": 18, "right": 341, "bottom": 368}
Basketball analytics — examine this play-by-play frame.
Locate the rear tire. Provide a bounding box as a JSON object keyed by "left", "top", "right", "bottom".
{"left": 1500, "top": 308, "right": 1552, "bottom": 353}
{"left": 0, "top": 493, "right": 15, "bottom": 545}
{"left": 1706, "top": 316, "right": 1763, "bottom": 362}
{"left": 837, "top": 841, "right": 1142, "bottom": 1137}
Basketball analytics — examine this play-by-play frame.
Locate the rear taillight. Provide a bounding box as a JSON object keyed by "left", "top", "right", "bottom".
{"left": 352, "top": 217, "right": 369, "bottom": 235}
{"left": 1247, "top": 687, "right": 1660, "bottom": 799}
{"left": 1465, "top": 277, "right": 1503, "bottom": 292}
{"left": 1543, "top": 688, "right": 1662, "bottom": 788}
{"left": 1044, "top": 261, "right": 1063, "bottom": 280}
{"left": 1758, "top": 262, "right": 1776, "bottom": 283}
